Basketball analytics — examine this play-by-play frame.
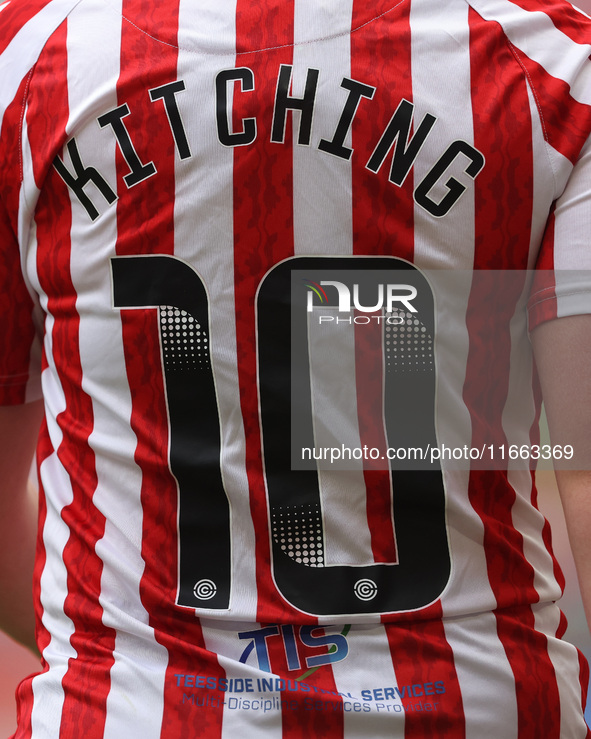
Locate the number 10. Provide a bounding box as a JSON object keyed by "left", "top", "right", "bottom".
{"left": 112, "top": 254, "right": 450, "bottom": 617}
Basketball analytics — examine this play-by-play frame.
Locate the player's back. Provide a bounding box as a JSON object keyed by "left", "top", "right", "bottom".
{"left": 2, "top": 0, "right": 591, "bottom": 736}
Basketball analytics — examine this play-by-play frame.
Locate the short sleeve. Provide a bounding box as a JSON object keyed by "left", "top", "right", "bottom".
{"left": 0, "top": 195, "right": 42, "bottom": 405}
{"left": 528, "top": 134, "right": 591, "bottom": 332}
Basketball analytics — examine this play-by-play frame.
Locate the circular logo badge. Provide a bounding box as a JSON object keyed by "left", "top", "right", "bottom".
{"left": 193, "top": 579, "right": 217, "bottom": 600}
{"left": 354, "top": 578, "right": 378, "bottom": 601}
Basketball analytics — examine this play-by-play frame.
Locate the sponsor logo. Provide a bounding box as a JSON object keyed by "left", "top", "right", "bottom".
{"left": 238, "top": 624, "right": 351, "bottom": 681}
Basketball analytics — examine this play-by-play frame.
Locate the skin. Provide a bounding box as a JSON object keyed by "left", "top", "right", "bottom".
{"left": 0, "top": 399, "right": 43, "bottom": 655}
{"left": 531, "top": 314, "right": 591, "bottom": 631}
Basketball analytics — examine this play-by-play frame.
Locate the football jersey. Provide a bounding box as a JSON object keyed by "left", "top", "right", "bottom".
{"left": 1, "top": 0, "right": 591, "bottom": 736}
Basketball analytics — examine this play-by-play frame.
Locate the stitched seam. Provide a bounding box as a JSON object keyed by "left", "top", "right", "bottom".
{"left": 507, "top": 41, "right": 561, "bottom": 201}
{"left": 99, "top": 0, "right": 408, "bottom": 57}
{"left": 464, "top": 0, "right": 560, "bottom": 200}
{"left": 529, "top": 288, "right": 590, "bottom": 308}
{"left": 17, "top": 67, "right": 34, "bottom": 185}
{"left": 505, "top": 41, "right": 560, "bottom": 200}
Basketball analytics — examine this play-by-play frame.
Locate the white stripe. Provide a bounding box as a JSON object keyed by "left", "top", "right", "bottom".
{"left": 525, "top": 83, "right": 563, "bottom": 263}
{"left": 291, "top": 0, "right": 384, "bottom": 604}
{"left": 507, "top": 463, "right": 561, "bottom": 600}
{"left": 468, "top": 0, "right": 591, "bottom": 106}
{"left": 548, "top": 130, "right": 591, "bottom": 318}
{"left": 502, "top": 94, "right": 559, "bottom": 599}
{"left": 0, "top": 0, "right": 84, "bottom": 129}
{"left": 553, "top": 133, "right": 591, "bottom": 270}
{"left": 17, "top": 147, "right": 74, "bottom": 736}
{"left": 411, "top": 0, "right": 479, "bottom": 271}
{"left": 18, "top": 103, "right": 40, "bottom": 283}
{"left": 331, "top": 625, "right": 404, "bottom": 739}
{"left": 62, "top": 1, "right": 170, "bottom": 735}
{"left": 307, "top": 310, "right": 375, "bottom": 566}
{"left": 30, "top": 266, "right": 76, "bottom": 737}
{"left": 199, "top": 623, "right": 283, "bottom": 739}
{"left": 443, "top": 612, "right": 519, "bottom": 739}
{"left": 292, "top": 0, "right": 354, "bottom": 257}
{"left": 533, "top": 603, "right": 590, "bottom": 739}
{"left": 31, "top": 456, "right": 78, "bottom": 739}
{"left": 175, "top": 0, "right": 259, "bottom": 622}
{"left": 526, "top": 81, "right": 590, "bottom": 328}
{"left": 173, "top": 0, "right": 238, "bottom": 53}
{"left": 16, "top": 107, "right": 44, "bottom": 403}
{"left": 409, "top": 4, "right": 516, "bottom": 737}
{"left": 410, "top": 0, "right": 495, "bottom": 620}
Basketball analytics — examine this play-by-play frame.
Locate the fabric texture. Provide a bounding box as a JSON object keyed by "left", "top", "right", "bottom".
{"left": 1, "top": 0, "right": 591, "bottom": 736}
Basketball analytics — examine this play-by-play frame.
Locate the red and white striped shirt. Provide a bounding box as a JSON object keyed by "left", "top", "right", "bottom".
{"left": 2, "top": 0, "right": 591, "bottom": 736}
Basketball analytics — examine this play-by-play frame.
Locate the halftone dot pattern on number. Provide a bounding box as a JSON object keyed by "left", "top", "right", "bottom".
{"left": 159, "top": 306, "right": 209, "bottom": 370}
{"left": 271, "top": 503, "right": 325, "bottom": 566}
{"left": 385, "top": 310, "right": 433, "bottom": 372}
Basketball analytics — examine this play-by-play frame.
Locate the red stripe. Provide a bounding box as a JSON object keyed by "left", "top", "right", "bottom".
{"left": 231, "top": 4, "right": 340, "bottom": 734}
{"left": 349, "top": 0, "right": 424, "bottom": 597}
{"left": 529, "top": 365, "right": 565, "bottom": 594}
{"left": 0, "top": 74, "right": 36, "bottom": 406}
{"left": 350, "top": 0, "right": 415, "bottom": 582}
{"left": 468, "top": 8, "right": 535, "bottom": 271}
{"left": 507, "top": 0, "right": 591, "bottom": 44}
{"left": 265, "top": 629, "right": 344, "bottom": 738}
{"left": 509, "top": 49, "right": 591, "bottom": 165}
{"left": 0, "top": 200, "right": 36, "bottom": 405}
{"left": 466, "top": 4, "right": 535, "bottom": 597}
{"left": 480, "top": 2, "right": 591, "bottom": 165}
{"left": 350, "top": 1, "right": 415, "bottom": 261}
{"left": 497, "top": 607, "right": 564, "bottom": 738}
{"left": 349, "top": 6, "right": 465, "bottom": 737}
{"left": 233, "top": 0, "right": 300, "bottom": 627}
{"left": 0, "top": 73, "right": 30, "bottom": 233}
{"left": 0, "top": 0, "right": 53, "bottom": 55}
{"left": 33, "top": 422, "right": 53, "bottom": 654}
{"left": 111, "top": 2, "right": 227, "bottom": 735}
{"left": 26, "top": 21, "right": 117, "bottom": 738}
{"left": 385, "top": 615, "right": 465, "bottom": 738}
{"left": 468, "top": 9, "right": 562, "bottom": 737}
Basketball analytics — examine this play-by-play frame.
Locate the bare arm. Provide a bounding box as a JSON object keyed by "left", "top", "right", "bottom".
{"left": 0, "top": 400, "right": 43, "bottom": 654}
{"left": 531, "top": 315, "right": 591, "bottom": 631}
